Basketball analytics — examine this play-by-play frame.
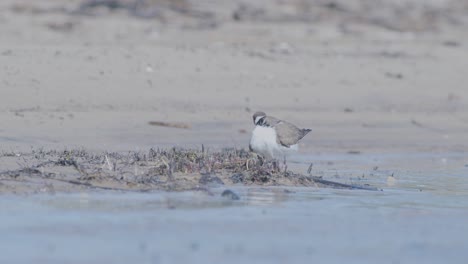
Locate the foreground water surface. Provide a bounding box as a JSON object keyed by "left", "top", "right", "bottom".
{"left": 1, "top": 152, "right": 467, "bottom": 264}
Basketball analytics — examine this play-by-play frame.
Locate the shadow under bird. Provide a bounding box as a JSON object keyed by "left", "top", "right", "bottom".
{"left": 249, "top": 111, "right": 311, "bottom": 160}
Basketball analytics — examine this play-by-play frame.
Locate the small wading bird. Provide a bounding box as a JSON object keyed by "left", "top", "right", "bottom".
{"left": 249, "top": 111, "right": 311, "bottom": 163}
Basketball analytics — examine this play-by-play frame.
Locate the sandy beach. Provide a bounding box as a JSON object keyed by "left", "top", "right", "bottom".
{"left": 2, "top": 0, "right": 468, "bottom": 153}
{"left": 1, "top": 0, "right": 468, "bottom": 190}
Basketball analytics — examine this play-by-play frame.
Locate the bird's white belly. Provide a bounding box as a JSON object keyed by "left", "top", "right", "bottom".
{"left": 250, "top": 126, "right": 297, "bottom": 159}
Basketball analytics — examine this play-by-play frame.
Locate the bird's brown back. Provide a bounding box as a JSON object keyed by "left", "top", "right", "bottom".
{"left": 264, "top": 116, "right": 310, "bottom": 147}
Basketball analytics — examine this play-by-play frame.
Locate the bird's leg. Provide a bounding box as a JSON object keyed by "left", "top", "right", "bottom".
{"left": 247, "top": 153, "right": 263, "bottom": 169}
{"left": 272, "top": 159, "right": 279, "bottom": 172}
{"left": 258, "top": 155, "right": 264, "bottom": 166}
{"left": 283, "top": 156, "right": 288, "bottom": 174}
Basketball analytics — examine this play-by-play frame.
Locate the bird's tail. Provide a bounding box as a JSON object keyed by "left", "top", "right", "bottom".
{"left": 301, "top": 128, "right": 312, "bottom": 137}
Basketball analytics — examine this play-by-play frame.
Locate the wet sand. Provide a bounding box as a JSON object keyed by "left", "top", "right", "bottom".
{"left": 1, "top": 0, "right": 468, "bottom": 263}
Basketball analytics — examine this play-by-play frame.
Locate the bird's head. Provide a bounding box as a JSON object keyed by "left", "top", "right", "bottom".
{"left": 252, "top": 111, "right": 266, "bottom": 125}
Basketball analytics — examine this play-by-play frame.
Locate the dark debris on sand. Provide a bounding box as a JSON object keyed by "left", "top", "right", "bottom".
{"left": 10, "top": 0, "right": 468, "bottom": 33}
{"left": 0, "top": 148, "right": 379, "bottom": 194}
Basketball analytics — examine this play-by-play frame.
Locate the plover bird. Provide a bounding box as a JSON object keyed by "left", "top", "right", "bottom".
{"left": 249, "top": 111, "right": 311, "bottom": 160}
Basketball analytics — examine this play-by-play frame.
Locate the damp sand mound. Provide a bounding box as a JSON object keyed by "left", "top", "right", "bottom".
{"left": 0, "top": 148, "right": 378, "bottom": 194}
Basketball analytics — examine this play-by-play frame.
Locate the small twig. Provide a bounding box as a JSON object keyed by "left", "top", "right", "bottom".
{"left": 70, "top": 160, "right": 88, "bottom": 178}
{"left": 104, "top": 155, "right": 114, "bottom": 171}
{"left": 311, "top": 176, "right": 381, "bottom": 191}
{"left": 307, "top": 163, "right": 313, "bottom": 174}
{"left": 411, "top": 119, "right": 445, "bottom": 134}
{"left": 49, "top": 178, "right": 150, "bottom": 192}
{"left": 148, "top": 121, "right": 191, "bottom": 129}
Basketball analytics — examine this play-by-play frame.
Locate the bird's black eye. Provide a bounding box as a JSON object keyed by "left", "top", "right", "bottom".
{"left": 257, "top": 117, "right": 265, "bottom": 126}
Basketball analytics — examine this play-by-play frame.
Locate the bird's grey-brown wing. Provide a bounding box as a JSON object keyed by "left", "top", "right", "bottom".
{"left": 274, "top": 121, "right": 310, "bottom": 147}
{"left": 262, "top": 116, "right": 281, "bottom": 127}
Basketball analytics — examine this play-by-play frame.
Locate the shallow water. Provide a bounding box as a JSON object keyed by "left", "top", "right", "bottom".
{"left": 1, "top": 151, "right": 467, "bottom": 264}
{"left": 293, "top": 151, "right": 468, "bottom": 193}
{"left": 1, "top": 170, "right": 468, "bottom": 264}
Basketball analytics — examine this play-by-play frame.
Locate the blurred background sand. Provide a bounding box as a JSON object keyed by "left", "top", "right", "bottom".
{"left": 1, "top": 0, "right": 468, "bottom": 153}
